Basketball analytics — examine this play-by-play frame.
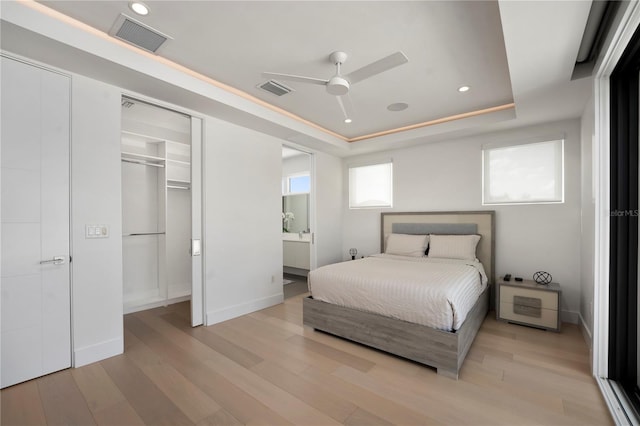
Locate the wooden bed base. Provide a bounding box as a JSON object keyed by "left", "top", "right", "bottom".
{"left": 303, "top": 286, "right": 489, "bottom": 379}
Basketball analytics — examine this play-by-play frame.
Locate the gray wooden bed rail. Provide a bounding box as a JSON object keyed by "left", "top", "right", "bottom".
{"left": 303, "top": 286, "right": 488, "bottom": 379}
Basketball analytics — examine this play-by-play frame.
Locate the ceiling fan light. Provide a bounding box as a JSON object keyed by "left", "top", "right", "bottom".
{"left": 326, "top": 76, "right": 350, "bottom": 96}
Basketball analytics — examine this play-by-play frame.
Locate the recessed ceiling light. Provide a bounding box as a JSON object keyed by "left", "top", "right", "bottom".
{"left": 387, "top": 102, "right": 409, "bottom": 112}
{"left": 129, "top": 2, "right": 150, "bottom": 16}
{"left": 458, "top": 85, "right": 470, "bottom": 92}
{"left": 344, "top": 118, "right": 352, "bottom": 124}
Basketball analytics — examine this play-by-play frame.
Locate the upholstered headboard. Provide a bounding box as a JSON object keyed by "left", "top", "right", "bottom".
{"left": 381, "top": 211, "right": 495, "bottom": 284}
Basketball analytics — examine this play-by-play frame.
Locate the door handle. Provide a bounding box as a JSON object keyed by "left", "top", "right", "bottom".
{"left": 191, "top": 239, "right": 201, "bottom": 256}
{"left": 40, "top": 256, "right": 65, "bottom": 265}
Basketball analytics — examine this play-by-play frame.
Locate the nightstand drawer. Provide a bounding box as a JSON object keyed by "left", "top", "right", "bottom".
{"left": 499, "top": 285, "right": 558, "bottom": 311}
{"left": 499, "top": 301, "right": 558, "bottom": 329}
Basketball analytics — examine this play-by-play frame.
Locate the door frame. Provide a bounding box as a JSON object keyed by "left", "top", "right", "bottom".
{"left": 120, "top": 92, "right": 206, "bottom": 327}
{"left": 281, "top": 143, "right": 317, "bottom": 271}
{"left": 592, "top": 1, "right": 640, "bottom": 423}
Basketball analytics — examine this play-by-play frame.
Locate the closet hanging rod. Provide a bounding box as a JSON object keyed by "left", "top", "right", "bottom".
{"left": 121, "top": 158, "right": 165, "bottom": 168}
{"left": 123, "top": 232, "right": 166, "bottom": 237}
{"left": 167, "top": 185, "right": 190, "bottom": 190}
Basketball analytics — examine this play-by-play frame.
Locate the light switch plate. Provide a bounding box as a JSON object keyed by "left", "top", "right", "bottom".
{"left": 86, "top": 224, "right": 109, "bottom": 238}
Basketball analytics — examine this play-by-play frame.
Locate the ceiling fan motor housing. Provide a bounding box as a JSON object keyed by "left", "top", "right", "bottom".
{"left": 326, "top": 76, "right": 350, "bottom": 95}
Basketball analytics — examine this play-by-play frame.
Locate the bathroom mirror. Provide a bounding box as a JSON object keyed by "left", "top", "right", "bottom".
{"left": 282, "top": 193, "right": 309, "bottom": 233}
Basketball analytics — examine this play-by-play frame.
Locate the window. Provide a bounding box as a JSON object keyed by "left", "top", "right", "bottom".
{"left": 349, "top": 162, "right": 393, "bottom": 209}
{"left": 283, "top": 173, "right": 310, "bottom": 194}
{"left": 482, "top": 139, "right": 564, "bottom": 205}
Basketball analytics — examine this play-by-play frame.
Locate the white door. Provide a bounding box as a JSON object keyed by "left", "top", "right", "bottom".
{"left": 190, "top": 117, "right": 203, "bottom": 327}
{"left": 1, "top": 57, "right": 71, "bottom": 388}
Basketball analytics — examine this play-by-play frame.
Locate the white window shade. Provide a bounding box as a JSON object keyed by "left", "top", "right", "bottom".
{"left": 483, "top": 139, "right": 564, "bottom": 205}
{"left": 349, "top": 162, "right": 393, "bottom": 208}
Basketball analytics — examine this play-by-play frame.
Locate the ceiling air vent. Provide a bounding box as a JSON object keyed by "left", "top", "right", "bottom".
{"left": 110, "top": 14, "right": 172, "bottom": 53}
{"left": 258, "top": 80, "right": 294, "bottom": 97}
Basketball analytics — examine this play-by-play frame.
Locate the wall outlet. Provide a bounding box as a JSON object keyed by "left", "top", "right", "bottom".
{"left": 271, "top": 275, "right": 276, "bottom": 284}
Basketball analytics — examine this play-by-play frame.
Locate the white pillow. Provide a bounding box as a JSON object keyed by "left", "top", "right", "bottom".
{"left": 428, "top": 234, "right": 481, "bottom": 261}
{"left": 385, "top": 233, "right": 429, "bottom": 257}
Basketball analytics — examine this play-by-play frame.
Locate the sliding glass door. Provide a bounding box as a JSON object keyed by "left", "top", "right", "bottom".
{"left": 609, "top": 21, "right": 640, "bottom": 417}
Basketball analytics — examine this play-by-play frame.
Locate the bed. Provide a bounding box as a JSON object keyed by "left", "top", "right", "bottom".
{"left": 303, "top": 211, "right": 495, "bottom": 379}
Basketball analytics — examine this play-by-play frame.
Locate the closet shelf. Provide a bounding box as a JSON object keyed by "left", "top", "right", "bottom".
{"left": 122, "top": 130, "right": 189, "bottom": 146}
{"left": 166, "top": 158, "right": 190, "bottom": 166}
{"left": 167, "top": 179, "right": 190, "bottom": 190}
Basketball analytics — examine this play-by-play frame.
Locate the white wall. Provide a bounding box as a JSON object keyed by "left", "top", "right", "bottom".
{"left": 342, "top": 119, "right": 583, "bottom": 323}
{"left": 580, "top": 92, "right": 596, "bottom": 343}
{"left": 71, "top": 75, "right": 124, "bottom": 366}
{"left": 314, "top": 151, "right": 344, "bottom": 267}
{"left": 204, "top": 117, "right": 284, "bottom": 324}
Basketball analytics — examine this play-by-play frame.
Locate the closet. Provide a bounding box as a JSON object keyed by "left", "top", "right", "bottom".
{"left": 120, "top": 97, "right": 202, "bottom": 325}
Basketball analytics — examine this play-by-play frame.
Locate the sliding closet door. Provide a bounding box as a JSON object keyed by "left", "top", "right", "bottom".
{"left": 190, "top": 117, "right": 203, "bottom": 327}
{"left": 1, "top": 57, "right": 71, "bottom": 388}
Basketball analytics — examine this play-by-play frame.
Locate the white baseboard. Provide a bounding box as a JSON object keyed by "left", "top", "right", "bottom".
{"left": 73, "top": 336, "right": 123, "bottom": 367}
{"left": 578, "top": 312, "right": 594, "bottom": 370}
{"left": 560, "top": 309, "right": 580, "bottom": 325}
{"left": 206, "top": 293, "right": 283, "bottom": 326}
{"left": 578, "top": 312, "right": 593, "bottom": 345}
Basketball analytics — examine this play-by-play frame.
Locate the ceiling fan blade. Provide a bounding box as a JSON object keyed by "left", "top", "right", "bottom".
{"left": 345, "top": 51, "right": 409, "bottom": 84}
{"left": 336, "top": 95, "right": 355, "bottom": 121}
{"left": 261, "top": 72, "right": 328, "bottom": 86}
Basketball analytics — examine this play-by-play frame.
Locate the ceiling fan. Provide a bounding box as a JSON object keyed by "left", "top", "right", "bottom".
{"left": 262, "top": 51, "right": 409, "bottom": 122}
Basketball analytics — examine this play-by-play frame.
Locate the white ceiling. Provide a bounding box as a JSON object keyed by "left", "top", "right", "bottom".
{"left": 1, "top": 1, "right": 594, "bottom": 156}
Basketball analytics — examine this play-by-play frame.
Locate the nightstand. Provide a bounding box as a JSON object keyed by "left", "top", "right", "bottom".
{"left": 496, "top": 278, "right": 561, "bottom": 332}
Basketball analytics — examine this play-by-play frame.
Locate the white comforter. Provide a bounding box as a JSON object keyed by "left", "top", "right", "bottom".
{"left": 308, "top": 254, "right": 488, "bottom": 331}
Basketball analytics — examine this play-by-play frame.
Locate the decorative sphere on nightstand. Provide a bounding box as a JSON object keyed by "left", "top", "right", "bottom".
{"left": 533, "top": 271, "right": 552, "bottom": 285}
{"left": 349, "top": 248, "right": 358, "bottom": 260}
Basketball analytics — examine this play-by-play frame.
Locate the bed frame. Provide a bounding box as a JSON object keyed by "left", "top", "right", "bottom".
{"left": 303, "top": 211, "right": 495, "bottom": 379}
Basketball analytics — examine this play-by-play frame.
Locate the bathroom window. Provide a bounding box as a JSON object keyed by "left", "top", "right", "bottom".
{"left": 284, "top": 173, "right": 310, "bottom": 194}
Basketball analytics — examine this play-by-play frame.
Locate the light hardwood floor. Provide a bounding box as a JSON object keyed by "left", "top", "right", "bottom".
{"left": 2, "top": 293, "right": 612, "bottom": 425}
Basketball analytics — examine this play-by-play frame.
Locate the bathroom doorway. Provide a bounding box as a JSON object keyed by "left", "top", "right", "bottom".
{"left": 282, "top": 145, "right": 314, "bottom": 297}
